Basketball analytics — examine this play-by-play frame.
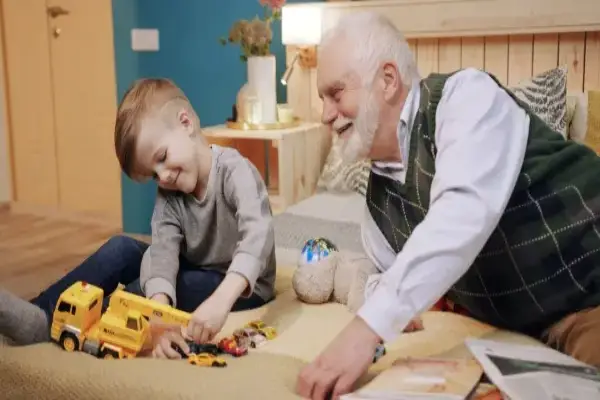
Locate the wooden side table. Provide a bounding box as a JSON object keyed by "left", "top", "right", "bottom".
{"left": 202, "top": 122, "right": 328, "bottom": 210}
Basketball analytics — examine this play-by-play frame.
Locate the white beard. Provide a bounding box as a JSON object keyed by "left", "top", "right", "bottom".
{"left": 339, "top": 90, "right": 379, "bottom": 165}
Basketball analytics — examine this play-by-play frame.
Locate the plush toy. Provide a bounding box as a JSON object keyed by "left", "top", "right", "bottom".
{"left": 292, "top": 250, "right": 380, "bottom": 313}
{"left": 291, "top": 244, "right": 439, "bottom": 332}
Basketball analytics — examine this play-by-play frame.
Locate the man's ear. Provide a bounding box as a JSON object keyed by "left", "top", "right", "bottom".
{"left": 381, "top": 61, "right": 402, "bottom": 102}
{"left": 178, "top": 109, "right": 193, "bottom": 133}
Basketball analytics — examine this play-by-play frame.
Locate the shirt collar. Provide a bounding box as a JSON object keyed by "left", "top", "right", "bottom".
{"left": 372, "top": 81, "right": 421, "bottom": 173}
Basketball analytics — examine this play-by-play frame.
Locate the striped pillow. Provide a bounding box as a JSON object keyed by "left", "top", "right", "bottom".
{"left": 317, "top": 66, "right": 568, "bottom": 197}
{"left": 509, "top": 65, "right": 568, "bottom": 137}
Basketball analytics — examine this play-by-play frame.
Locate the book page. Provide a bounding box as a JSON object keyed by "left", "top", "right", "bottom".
{"left": 343, "top": 357, "right": 483, "bottom": 400}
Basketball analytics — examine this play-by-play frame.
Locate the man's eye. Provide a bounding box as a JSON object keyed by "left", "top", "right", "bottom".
{"left": 159, "top": 151, "right": 167, "bottom": 162}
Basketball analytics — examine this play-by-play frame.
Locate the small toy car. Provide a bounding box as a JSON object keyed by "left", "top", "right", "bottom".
{"left": 233, "top": 327, "right": 267, "bottom": 348}
{"left": 188, "top": 352, "right": 227, "bottom": 368}
{"left": 188, "top": 341, "right": 221, "bottom": 356}
{"left": 373, "top": 344, "right": 386, "bottom": 363}
{"left": 245, "top": 320, "right": 277, "bottom": 340}
{"left": 218, "top": 336, "right": 248, "bottom": 357}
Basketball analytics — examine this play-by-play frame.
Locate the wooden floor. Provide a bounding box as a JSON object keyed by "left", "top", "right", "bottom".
{"left": 0, "top": 208, "right": 120, "bottom": 299}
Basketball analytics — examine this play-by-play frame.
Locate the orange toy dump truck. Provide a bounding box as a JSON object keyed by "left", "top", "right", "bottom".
{"left": 51, "top": 281, "right": 191, "bottom": 359}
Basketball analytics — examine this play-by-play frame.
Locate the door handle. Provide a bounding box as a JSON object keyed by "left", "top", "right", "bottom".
{"left": 47, "top": 5, "right": 69, "bottom": 18}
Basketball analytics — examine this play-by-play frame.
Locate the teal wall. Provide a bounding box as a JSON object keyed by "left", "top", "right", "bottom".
{"left": 112, "top": 0, "right": 322, "bottom": 235}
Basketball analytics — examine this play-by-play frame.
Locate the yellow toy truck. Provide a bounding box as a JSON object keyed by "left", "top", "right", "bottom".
{"left": 51, "top": 281, "right": 191, "bottom": 359}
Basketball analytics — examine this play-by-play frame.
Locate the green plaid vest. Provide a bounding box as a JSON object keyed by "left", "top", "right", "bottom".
{"left": 366, "top": 71, "right": 600, "bottom": 337}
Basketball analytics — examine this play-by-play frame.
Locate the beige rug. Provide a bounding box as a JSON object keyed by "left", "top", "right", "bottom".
{"left": 0, "top": 266, "right": 541, "bottom": 399}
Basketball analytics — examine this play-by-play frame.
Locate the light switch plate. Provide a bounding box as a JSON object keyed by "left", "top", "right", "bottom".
{"left": 131, "top": 29, "right": 159, "bottom": 51}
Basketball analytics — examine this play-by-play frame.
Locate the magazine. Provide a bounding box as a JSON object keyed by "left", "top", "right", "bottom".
{"left": 341, "top": 357, "right": 484, "bottom": 400}
{"left": 465, "top": 338, "right": 600, "bottom": 400}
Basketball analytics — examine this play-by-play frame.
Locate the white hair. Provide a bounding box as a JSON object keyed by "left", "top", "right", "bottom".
{"left": 319, "top": 11, "right": 421, "bottom": 87}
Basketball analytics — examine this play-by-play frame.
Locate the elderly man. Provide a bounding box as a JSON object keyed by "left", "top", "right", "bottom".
{"left": 296, "top": 11, "right": 600, "bottom": 400}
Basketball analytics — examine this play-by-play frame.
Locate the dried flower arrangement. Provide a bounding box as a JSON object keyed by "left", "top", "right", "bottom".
{"left": 219, "top": 0, "right": 286, "bottom": 62}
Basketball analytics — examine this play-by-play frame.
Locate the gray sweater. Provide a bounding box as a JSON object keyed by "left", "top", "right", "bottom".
{"left": 139, "top": 145, "right": 276, "bottom": 306}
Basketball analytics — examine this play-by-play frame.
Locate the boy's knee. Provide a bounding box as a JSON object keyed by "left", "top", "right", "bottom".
{"left": 102, "top": 235, "right": 145, "bottom": 254}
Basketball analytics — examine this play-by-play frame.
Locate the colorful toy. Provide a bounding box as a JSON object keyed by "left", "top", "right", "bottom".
{"left": 245, "top": 320, "right": 277, "bottom": 340}
{"left": 218, "top": 336, "right": 248, "bottom": 357}
{"left": 51, "top": 281, "right": 192, "bottom": 359}
{"left": 187, "top": 341, "right": 221, "bottom": 356}
{"left": 188, "top": 353, "right": 227, "bottom": 368}
{"left": 293, "top": 251, "right": 379, "bottom": 312}
{"left": 298, "top": 237, "right": 338, "bottom": 266}
{"left": 233, "top": 327, "right": 267, "bottom": 348}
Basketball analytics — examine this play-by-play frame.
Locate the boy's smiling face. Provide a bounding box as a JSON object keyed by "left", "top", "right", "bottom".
{"left": 132, "top": 107, "right": 210, "bottom": 195}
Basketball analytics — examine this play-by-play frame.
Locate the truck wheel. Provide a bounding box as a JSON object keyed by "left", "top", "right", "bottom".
{"left": 99, "top": 348, "right": 120, "bottom": 359}
{"left": 59, "top": 332, "right": 79, "bottom": 352}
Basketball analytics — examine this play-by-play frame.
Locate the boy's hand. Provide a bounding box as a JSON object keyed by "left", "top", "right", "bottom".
{"left": 187, "top": 296, "right": 230, "bottom": 343}
{"left": 150, "top": 293, "right": 171, "bottom": 305}
{"left": 152, "top": 327, "right": 190, "bottom": 359}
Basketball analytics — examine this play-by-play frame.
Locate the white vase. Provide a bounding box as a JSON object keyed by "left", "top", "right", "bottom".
{"left": 247, "top": 55, "right": 277, "bottom": 124}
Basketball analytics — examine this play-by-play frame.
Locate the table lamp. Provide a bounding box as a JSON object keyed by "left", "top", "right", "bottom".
{"left": 280, "top": 5, "right": 322, "bottom": 85}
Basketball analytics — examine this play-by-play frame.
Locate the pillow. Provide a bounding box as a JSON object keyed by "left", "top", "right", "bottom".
{"left": 316, "top": 135, "right": 371, "bottom": 195}
{"left": 508, "top": 65, "right": 568, "bottom": 137}
{"left": 316, "top": 66, "right": 569, "bottom": 196}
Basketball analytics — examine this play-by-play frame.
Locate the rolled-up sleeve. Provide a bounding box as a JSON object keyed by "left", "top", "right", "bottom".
{"left": 140, "top": 189, "right": 183, "bottom": 305}
{"left": 223, "top": 157, "right": 274, "bottom": 297}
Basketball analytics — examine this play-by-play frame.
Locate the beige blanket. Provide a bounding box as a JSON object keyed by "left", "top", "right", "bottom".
{"left": 0, "top": 266, "right": 541, "bottom": 399}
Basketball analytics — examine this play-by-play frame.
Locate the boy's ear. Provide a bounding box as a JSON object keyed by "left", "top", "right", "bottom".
{"left": 178, "top": 109, "right": 193, "bottom": 133}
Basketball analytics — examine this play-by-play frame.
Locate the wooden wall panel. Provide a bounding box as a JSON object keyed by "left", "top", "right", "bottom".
{"left": 438, "top": 38, "right": 462, "bottom": 72}
{"left": 584, "top": 32, "right": 600, "bottom": 90}
{"left": 532, "top": 34, "right": 559, "bottom": 75}
{"left": 484, "top": 36, "right": 508, "bottom": 84}
{"left": 559, "top": 32, "right": 586, "bottom": 92}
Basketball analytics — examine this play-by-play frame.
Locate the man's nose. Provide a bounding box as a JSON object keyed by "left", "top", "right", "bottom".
{"left": 321, "top": 100, "right": 337, "bottom": 125}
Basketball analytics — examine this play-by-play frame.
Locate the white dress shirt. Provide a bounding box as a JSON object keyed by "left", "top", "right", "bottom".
{"left": 357, "top": 68, "right": 531, "bottom": 342}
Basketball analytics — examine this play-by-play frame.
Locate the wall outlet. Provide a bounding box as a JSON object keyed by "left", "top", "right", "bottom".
{"left": 131, "top": 29, "right": 159, "bottom": 51}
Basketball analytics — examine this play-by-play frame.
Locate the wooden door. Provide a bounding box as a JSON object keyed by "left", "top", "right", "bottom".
{"left": 46, "top": 0, "right": 121, "bottom": 223}
{"left": 1, "top": 0, "right": 59, "bottom": 208}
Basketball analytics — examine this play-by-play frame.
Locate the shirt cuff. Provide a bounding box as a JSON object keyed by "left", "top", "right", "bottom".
{"left": 228, "top": 252, "right": 262, "bottom": 297}
{"left": 144, "top": 277, "right": 177, "bottom": 307}
{"left": 356, "top": 282, "right": 415, "bottom": 343}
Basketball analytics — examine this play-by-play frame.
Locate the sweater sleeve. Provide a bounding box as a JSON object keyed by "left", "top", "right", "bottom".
{"left": 139, "top": 189, "right": 183, "bottom": 305}
{"left": 223, "top": 156, "right": 274, "bottom": 297}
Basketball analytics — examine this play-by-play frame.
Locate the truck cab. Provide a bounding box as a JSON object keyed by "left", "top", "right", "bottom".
{"left": 93, "top": 308, "right": 150, "bottom": 358}
{"left": 50, "top": 281, "right": 104, "bottom": 350}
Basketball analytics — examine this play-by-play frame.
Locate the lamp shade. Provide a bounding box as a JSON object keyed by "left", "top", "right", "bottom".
{"left": 281, "top": 5, "right": 322, "bottom": 45}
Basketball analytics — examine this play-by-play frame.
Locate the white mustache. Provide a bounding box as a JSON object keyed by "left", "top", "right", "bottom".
{"left": 332, "top": 118, "right": 353, "bottom": 132}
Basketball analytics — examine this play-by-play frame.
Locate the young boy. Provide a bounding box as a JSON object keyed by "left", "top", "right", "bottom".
{"left": 0, "top": 78, "right": 277, "bottom": 358}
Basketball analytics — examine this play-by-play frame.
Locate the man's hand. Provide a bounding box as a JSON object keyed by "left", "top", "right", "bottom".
{"left": 186, "top": 295, "right": 230, "bottom": 344}
{"left": 296, "top": 316, "right": 381, "bottom": 400}
{"left": 297, "top": 315, "right": 425, "bottom": 399}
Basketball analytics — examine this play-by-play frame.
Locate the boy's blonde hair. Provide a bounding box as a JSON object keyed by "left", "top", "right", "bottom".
{"left": 114, "top": 78, "right": 198, "bottom": 178}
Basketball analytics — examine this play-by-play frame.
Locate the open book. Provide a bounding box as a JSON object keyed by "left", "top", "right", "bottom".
{"left": 465, "top": 338, "right": 600, "bottom": 400}
{"left": 341, "top": 357, "right": 484, "bottom": 400}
